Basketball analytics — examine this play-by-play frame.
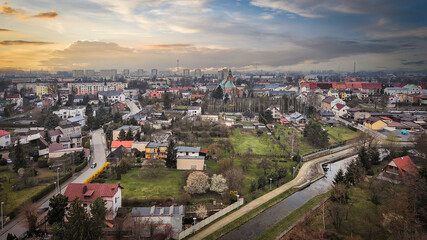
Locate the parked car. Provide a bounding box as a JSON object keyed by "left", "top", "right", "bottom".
{"left": 91, "top": 163, "right": 97, "bottom": 168}
{"left": 6, "top": 159, "right": 12, "bottom": 164}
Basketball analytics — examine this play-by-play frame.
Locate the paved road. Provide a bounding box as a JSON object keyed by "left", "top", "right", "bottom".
{"left": 188, "top": 147, "right": 356, "bottom": 240}
{"left": 220, "top": 157, "right": 355, "bottom": 240}
{"left": 0, "top": 129, "right": 107, "bottom": 240}
{"left": 126, "top": 99, "right": 141, "bottom": 115}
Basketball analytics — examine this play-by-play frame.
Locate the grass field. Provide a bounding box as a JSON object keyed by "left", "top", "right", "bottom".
{"left": 324, "top": 126, "right": 359, "bottom": 144}
{"left": 229, "top": 129, "right": 286, "bottom": 156}
{"left": 105, "top": 168, "right": 185, "bottom": 200}
{"left": 0, "top": 166, "right": 45, "bottom": 216}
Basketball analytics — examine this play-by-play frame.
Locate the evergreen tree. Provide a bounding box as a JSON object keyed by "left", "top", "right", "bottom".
{"left": 163, "top": 92, "right": 172, "bottom": 109}
{"left": 88, "top": 197, "right": 107, "bottom": 239}
{"left": 333, "top": 168, "right": 345, "bottom": 185}
{"left": 212, "top": 86, "right": 224, "bottom": 99}
{"left": 44, "top": 114, "right": 61, "bottom": 130}
{"left": 165, "top": 139, "right": 177, "bottom": 168}
{"left": 125, "top": 130, "right": 134, "bottom": 140}
{"left": 48, "top": 194, "right": 68, "bottom": 225}
{"left": 135, "top": 130, "right": 141, "bottom": 141}
{"left": 44, "top": 130, "right": 52, "bottom": 144}
{"left": 12, "top": 139, "right": 26, "bottom": 172}
{"left": 303, "top": 120, "right": 329, "bottom": 148}
{"left": 224, "top": 93, "right": 230, "bottom": 103}
{"left": 259, "top": 110, "right": 273, "bottom": 124}
{"left": 118, "top": 129, "right": 126, "bottom": 141}
{"left": 113, "top": 112, "right": 122, "bottom": 123}
{"left": 64, "top": 198, "right": 89, "bottom": 240}
{"left": 56, "top": 135, "right": 60, "bottom": 143}
{"left": 85, "top": 104, "right": 93, "bottom": 117}
{"left": 369, "top": 147, "right": 380, "bottom": 165}
{"left": 358, "top": 146, "right": 371, "bottom": 171}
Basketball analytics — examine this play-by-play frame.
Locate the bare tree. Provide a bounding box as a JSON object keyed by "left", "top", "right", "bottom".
{"left": 145, "top": 159, "right": 164, "bottom": 177}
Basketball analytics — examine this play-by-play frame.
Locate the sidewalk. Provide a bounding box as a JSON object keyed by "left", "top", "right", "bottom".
{"left": 188, "top": 147, "right": 355, "bottom": 240}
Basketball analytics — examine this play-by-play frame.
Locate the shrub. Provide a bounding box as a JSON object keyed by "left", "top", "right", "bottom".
{"left": 37, "top": 159, "right": 49, "bottom": 168}
{"left": 184, "top": 171, "right": 210, "bottom": 194}
{"left": 0, "top": 158, "right": 7, "bottom": 166}
{"left": 210, "top": 174, "right": 228, "bottom": 193}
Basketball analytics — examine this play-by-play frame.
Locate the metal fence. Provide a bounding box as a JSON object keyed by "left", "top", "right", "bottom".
{"left": 178, "top": 198, "right": 244, "bottom": 240}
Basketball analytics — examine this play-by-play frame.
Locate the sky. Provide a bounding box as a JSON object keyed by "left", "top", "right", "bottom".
{"left": 1, "top": 0, "right": 427, "bottom": 72}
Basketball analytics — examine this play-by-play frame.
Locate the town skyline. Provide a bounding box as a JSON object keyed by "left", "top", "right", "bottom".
{"left": 1, "top": 0, "right": 427, "bottom": 72}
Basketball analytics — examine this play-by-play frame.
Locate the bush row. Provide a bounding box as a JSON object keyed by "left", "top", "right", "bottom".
{"left": 75, "top": 160, "right": 87, "bottom": 173}
{"left": 30, "top": 173, "right": 72, "bottom": 202}
{"left": 84, "top": 162, "right": 110, "bottom": 183}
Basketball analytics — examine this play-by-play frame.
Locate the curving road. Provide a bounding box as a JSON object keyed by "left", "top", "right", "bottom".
{"left": 0, "top": 129, "right": 107, "bottom": 240}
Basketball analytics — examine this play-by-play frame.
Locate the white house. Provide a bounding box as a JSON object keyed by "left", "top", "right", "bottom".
{"left": 266, "top": 105, "right": 282, "bottom": 121}
{"left": 384, "top": 87, "right": 407, "bottom": 96}
{"left": 187, "top": 106, "right": 202, "bottom": 116}
{"left": 131, "top": 206, "right": 185, "bottom": 239}
{"left": 0, "top": 130, "right": 11, "bottom": 147}
{"left": 64, "top": 183, "right": 122, "bottom": 220}
{"left": 332, "top": 103, "right": 349, "bottom": 117}
{"left": 176, "top": 146, "right": 201, "bottom": 157}
{"left": 98, "top": 91, "right": 126, "bottom": 103}
{"left": 53, "top": 106, "right": 86, "bottom": 120}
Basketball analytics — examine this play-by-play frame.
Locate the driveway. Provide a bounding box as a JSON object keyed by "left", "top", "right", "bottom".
{"left": 0, "top": 129, "right": 107, "bottom": 240}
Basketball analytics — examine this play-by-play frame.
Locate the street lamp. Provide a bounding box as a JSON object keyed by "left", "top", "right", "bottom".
{"left": 269, "top": 178, "right": 272, "bottom": 190}
{"left": 1, "top": 202, "right": 4, "bottom": 232}
{"left": 57, "top": 167, "right": 60, "bottom": 194}
{"left": 54, "top": 181, "right": 57, "bottom": 194}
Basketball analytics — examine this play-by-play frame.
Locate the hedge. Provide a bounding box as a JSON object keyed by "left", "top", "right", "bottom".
{"left": 75, "top": 160, "right": 87, "bottom": 173}
{"left": 84, "top": 162, "right": 110, "bottom": 183}
{"left": 31, "top": 173, "right": 72, "bottom": 202}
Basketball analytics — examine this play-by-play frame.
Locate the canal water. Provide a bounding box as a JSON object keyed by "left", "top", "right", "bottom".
{"left": 220, "top": 156, "right": 356, "bottom": 240}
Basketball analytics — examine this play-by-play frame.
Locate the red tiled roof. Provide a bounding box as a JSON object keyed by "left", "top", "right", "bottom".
{"left": 200, "top": 148, "right": 208, "bottom": 154}
{"left": 111, "top": 140, "right": 134, "bottom": 149}
{"left": 383, "top": 156, "right": 418, "bottom": 177}
{"left": 361, "top": 83, "right": 382, "bottom": 90}
{"left": 380, "top": 116, "right": 392, "bottom": 120}
{"left": 0, "top": 130, "right": 11, "bottom": 137}
{"left": 334, "top": 103, "right": 346, "bottom": 110}
{"left": 64, "top": 183, "right": 120, "bottom": 203}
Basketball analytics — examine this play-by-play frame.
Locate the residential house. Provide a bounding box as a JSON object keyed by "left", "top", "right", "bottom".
{"left": 266, "top": 105, "right": 282, "bottom": 122}
{"left": 176, "top": 146, "right": 201, "bottom": 157}
{"left": 56, "top": 122, "right": 81, "bottom": 137}
{"left": 98, "top": 91, "right": 126, "bottom": 103}
{"left": 321, "top": 96, "right": 345, "bottom": 111}
{"left": 402, "top": 121, "right": 422, "bottom": 131}
{"left": 123, "top": 88, "right": 139, "bottom": 100}
{"left": 332, "top": 103, "right": 349, "bottom": 117}
{"left": 187, "top": 106, "right": 202, "bottom": 116}
{"left": 53, "top": 106, "right": 86, "bottom": 120}
{"left": 347, "top": 108, "right": 371, "bottom": 122}
{"left": 112, "top": 125, "right": 142, "bottom": 140}
{"left": 242, "top": 110, "right": 256, "bottom": 122}
{"left": 363, "top": 117, "right": 387, "bottom": 130}
{"left": 64, "top": 183, "right": 122, "bottom": 220}
{"left": 148, "top": 91, "right": 162, "bottom": 98}
{"left": 111, "top": 140, "right": 134, "bottom": 151}
{"left": 177, "top": 156, "right": 205, "bottom": 170}
{"left": 131, "top": 141, "right": 149, "bottom": 152}
{"left": 402, "top": 84, "right": 421, "bottom": 94}
{"left": 379, "top": 156, "right": 418, "bottom": 183}
{"left": 131, "top": 206, "right": 185, "bottom": 239}
{"left": 384, "top": 87, "right": 407, "bottom": 96}
{"left": 285, "top": 112, "right": 307, "bottom": 126}
{"left": 145, "top": 142, "right": 168, "bottom": 159}
{"left": 67, "top": 115, "right": 86, "bottom": 127}
{"left": 319, "top": 111, "right": 335, "bottom": 121}
{"left": 200, "top": 115, "right": 219, "bottom": 122}
{"left": 0, "top": 130, "right": 11, "bottom": 147}
{"left": 107, "top": 145, "right": 131, "bottom": 166}
{"left": 112, "top": 101, "right": 127, "bottom": 113}
{"left": 48, "top": 129, "right": 63, "bottom": 143}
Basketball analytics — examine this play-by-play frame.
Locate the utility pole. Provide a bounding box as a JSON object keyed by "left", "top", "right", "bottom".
{"left": 177, "top": 59, "right": 179, "bottom": 74}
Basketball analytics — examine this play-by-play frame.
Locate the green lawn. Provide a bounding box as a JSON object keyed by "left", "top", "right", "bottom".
{"left": 0, "top": 166, "right": 45, "bottom": 216}
{"left": 324, "top": 126, "right": 359, "bottom": 144}
{"left": 105, "top": 168, "right": 185, "bottom": 200}
{"left": 230, "top": 129, "right": 286, "bottom": 156}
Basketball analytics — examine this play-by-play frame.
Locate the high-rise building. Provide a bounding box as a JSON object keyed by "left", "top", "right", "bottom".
{"left": 84, "top": 70, "right": 95, "bottom": 77}
{"left": 183, "top": 69, "right": 190, "bottom": 77}
{"left": 195, "top": 69, "right": 202, "bottom": 78}
{"left": 217, "top": 68, "right": 228, "bottom": 80}
{"left": 100, "top": 69, "right": 117, "bottom": 78}
{"left": 68, "top": 82, "right": 128, "bottom": 95}
{"left": 123, "top": 69, "right": 130, "bottom": 76}
{"left": 137, "top": 69, "right": 144, "bottom": 77}
{"left": 151, "top": 69, "right": 158, "bottom": 76}
{"left": 72, "top": 70, "right": 84, "bottom": 78}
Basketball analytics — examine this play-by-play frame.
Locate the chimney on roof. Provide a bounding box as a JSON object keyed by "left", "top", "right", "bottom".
{"left": 401, "top": 157, "right": 404, "bottom": 160}
{"left": 83, "top": 185, "right": 87, "bottom": 194}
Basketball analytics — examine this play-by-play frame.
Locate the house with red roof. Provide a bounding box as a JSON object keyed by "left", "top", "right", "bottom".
{"left": 148, "top": 91, "right": 162, "bottom": 98}
{"left": 64, "top": 183, "right": 122, "bottom": 220}
{"left": 0, "top": 130, "right": 11, "bottom": 147}
{"left": 378, "top": 156, "right": 418, "bottom": 183}
{"left": 332, "top": 103, "right": 349, "bottom": 117}
{"left": 111, "top": 140, "right": 134, "bottom": 151}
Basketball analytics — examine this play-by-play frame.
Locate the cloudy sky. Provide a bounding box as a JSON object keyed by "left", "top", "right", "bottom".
{"left": 1, "top": 0, "right": 427, "bottom": 72}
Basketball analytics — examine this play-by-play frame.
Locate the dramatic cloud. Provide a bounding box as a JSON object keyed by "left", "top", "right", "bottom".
{"left": 0, "top": 28, "right": 12, "bottom": 31}
{"left": 39, "top": 39, "right": 401, "bottom": 71}
{"left": 31, "top": 10, "right": 58, "bottom": 18}
{"left": 250, "top": 0, "right": 407, "bottom": 18}
{"left": 401, "top": 60, "right": 425, "bottom": 66}
{"left": 0, "top": 2, "right": 24, "bottom": 15}
{"left": 0, "top": 40, "right": 54, "bottom": 46}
